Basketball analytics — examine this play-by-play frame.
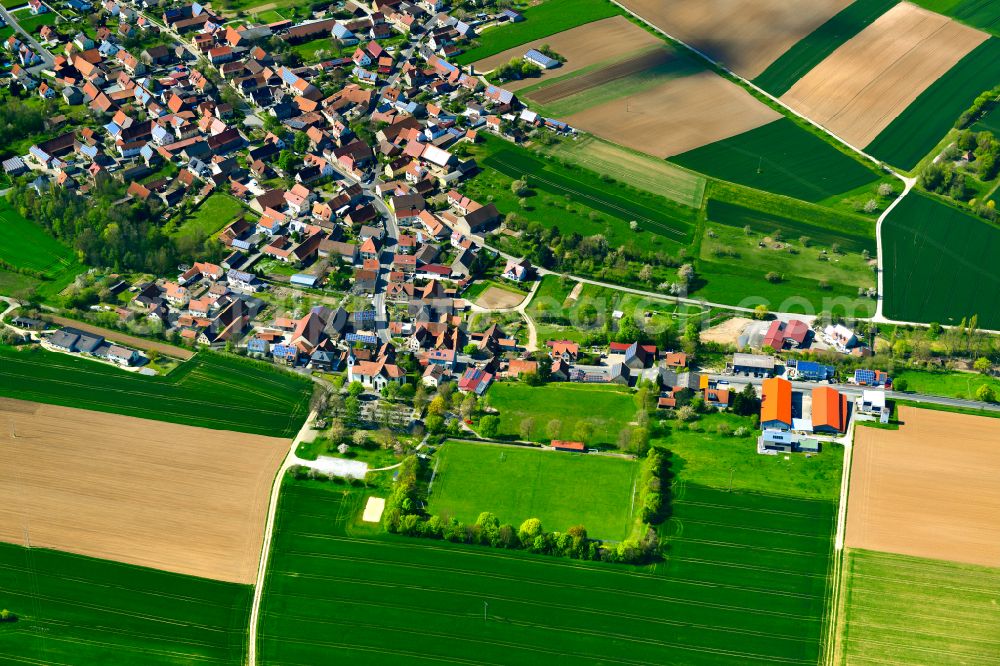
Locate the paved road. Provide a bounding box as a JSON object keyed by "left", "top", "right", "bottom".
{"left": 328, "top": 161, "right": 396, "bottom": 343}
{"left": 706, "top": 372, "right": 1000, "bottom": 413}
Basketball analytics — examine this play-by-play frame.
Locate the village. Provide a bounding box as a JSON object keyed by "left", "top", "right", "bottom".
{"left": 0, "top": 0, "right": 912, "bottom": 455}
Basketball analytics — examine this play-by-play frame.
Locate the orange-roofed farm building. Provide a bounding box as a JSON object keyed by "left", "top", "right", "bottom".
{"left": 761, "top": 377, "right": 792, "bottom": 430}
{"left": 551, "top": 440, "right": 585, "bottom": 452}
{"left": 811, "top": 387, "right": 847, "bottom": 434}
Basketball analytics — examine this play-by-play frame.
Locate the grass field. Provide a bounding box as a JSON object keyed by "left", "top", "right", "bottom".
{"left": 0, "top": 269, "right": 40, "bottom": 300}
{"left": 693, "top": 258, "right": 876, "bottom": 316}
{"left": 969, "top": 104, "right": 1000, "bottom": 136}
{"left": 882, "top": 192, "right": 1000, "bottom": 328}
{"left": 0, "top": 199, "right": 84, "bottom": 294}
{"left": 972, "top": 102, "right": 1000, "bottom": 134}
{"left": 11, "top": 10, "right": 56, "bottom": 34}
{"left": 912, "top": 0, "right": 1000, "bottom": 35}
{"left": 455, "top": 0, "right": 620, "bottom": 65}
{"left": 706, "top": 197, "right": 876, "bottom": 254}
{"left": 894, "top": 368, "right": 1000, "bottom": 400}
{"left": 538, "top": 135, "right": 706, "bottom": 207}
{"left": 865, "top": 38, "right": 1000, "bottom": 170}
{"left": 476, "top": 136, "right": 696, "bottom": 243}
{"left": 698, "top": 223, "right": 875, "bottom": 309}
{"left": 0, "top": 346, "right": 312, "bottom": 437}
{"left": 696, "top": 192, "right": 878, "bottom": 315}
{"left": 462, "top": 278, "right": 526, "bottom": 302}
{"left": 0, "top": 542, "right": 251, "bottom": 665}
{"left": 654, "top": 412, "right": 844, "bottom": 500}
{"left": 258, "top": 476, "right": 837, "bottom": 664}
{"left": 487, "top": 382, "right": 638, "bottom": 446}
{"left": 670, "top": 118, "right": 880, "bottom": 202}
{"left": 753, "top": 0, "right": 900, "bottom": 96}
{"left": 428, "top": 442, "right": 640, "bottom": 540}
{"left": 837, "top": 549, "right": 1000, "bottom": 664}
{"left": 526, "top": 275, "right": 711, "bottom": 342}
{"left": 168, "top": 193, "right": 245, "bottom": 242}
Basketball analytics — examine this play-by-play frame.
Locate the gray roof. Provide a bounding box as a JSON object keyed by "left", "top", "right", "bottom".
{"left": 732, "top": 353, "right": 775, "bottom": 369}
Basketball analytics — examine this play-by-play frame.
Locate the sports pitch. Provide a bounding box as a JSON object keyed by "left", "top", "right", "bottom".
{"left": 0, "top": 542, "right": 251, "bottom": 665}
{"left": 0, "top": 346, "right": 312, "bottom": 437}
{"left": 258, "top": 478, "right": 838, "bottom": 664}
{"left": 427, "top": 442, "right": 640, "bottom": 541}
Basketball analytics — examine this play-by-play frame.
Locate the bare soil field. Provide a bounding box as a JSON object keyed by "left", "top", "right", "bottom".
{"left": 781, "top": 3, "right": 988, "bottom": 148}
{"left": 46, "top": 315, "right": 195, "bottom": 360}
{"left": 472, "top": 16, "right": 662, "bottom": 91}
{"left": 476, "top": 286, "right": 525, "bottom": 309}
{"left": 564, "top": 71, "right": 780, "bottom": 158}
{"left": 0, "top": 399, "right": 288, "bottom": 583}
{"left": 847, "top": 406, "right": 1000, "bottom": 567}
{"left": 700, "top": 316, "right": 751, "bottom": 345}
{"left": 526, "top": 48, "right": 674, "bottom": 104}
{"left": 619, "top": 0, "right": 851, "bottom": 78}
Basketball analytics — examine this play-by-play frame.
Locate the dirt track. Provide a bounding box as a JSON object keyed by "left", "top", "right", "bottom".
{"left": 0, "top": 399, "right": 288, "bottom": 583}
{"left": 847, "top": 407, "right": 1000, "bottom": 567}
{"left": 781, "top": 3, "right": 988, "bottom": 148}
{"left": 564, "top": 71, "right": 780, "bottom": 158}
{"left": 527, "top": 48, "right": 674, "bottom": 105}
{"left": 473, "top": 16, "right": 662, "bottom": 91}
{"left": 618, "top": 0, "right": 851, "bottom": 78}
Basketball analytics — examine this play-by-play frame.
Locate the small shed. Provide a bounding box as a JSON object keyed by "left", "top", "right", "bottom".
{"left": 551, "top": 440, "right": 585, "bottom": 452}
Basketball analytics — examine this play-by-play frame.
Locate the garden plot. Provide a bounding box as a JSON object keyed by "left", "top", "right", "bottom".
{"left": 780, "top": 2, "right": 988, "bottom": 148}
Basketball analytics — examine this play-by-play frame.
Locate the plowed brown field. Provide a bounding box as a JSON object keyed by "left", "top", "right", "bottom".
{"left": 618, "top": 0, "right": 851, "bottom": 78}
{"left": 781, "top": 3, "right": 988, "bottom": 148}
{"left": 847, "top": 406, "right": 1000, "bottom": 567}
{"left": 564, "top": 71, "right": 780, "bottom": 158}
{"left": 472, "top": 16, "right": 662, "bottom": 91}
{"left": 0, "top": 399, "right": 288, "bottom": 583}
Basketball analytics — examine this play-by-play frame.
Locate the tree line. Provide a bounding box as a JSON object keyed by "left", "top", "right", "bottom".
{"left": 8, "top": 180, "right": 189, "bottom": 279}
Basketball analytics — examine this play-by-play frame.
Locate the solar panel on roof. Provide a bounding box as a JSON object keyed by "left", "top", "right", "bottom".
{"left": 346, "top": 333, "right": 378, "bottom": 345}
